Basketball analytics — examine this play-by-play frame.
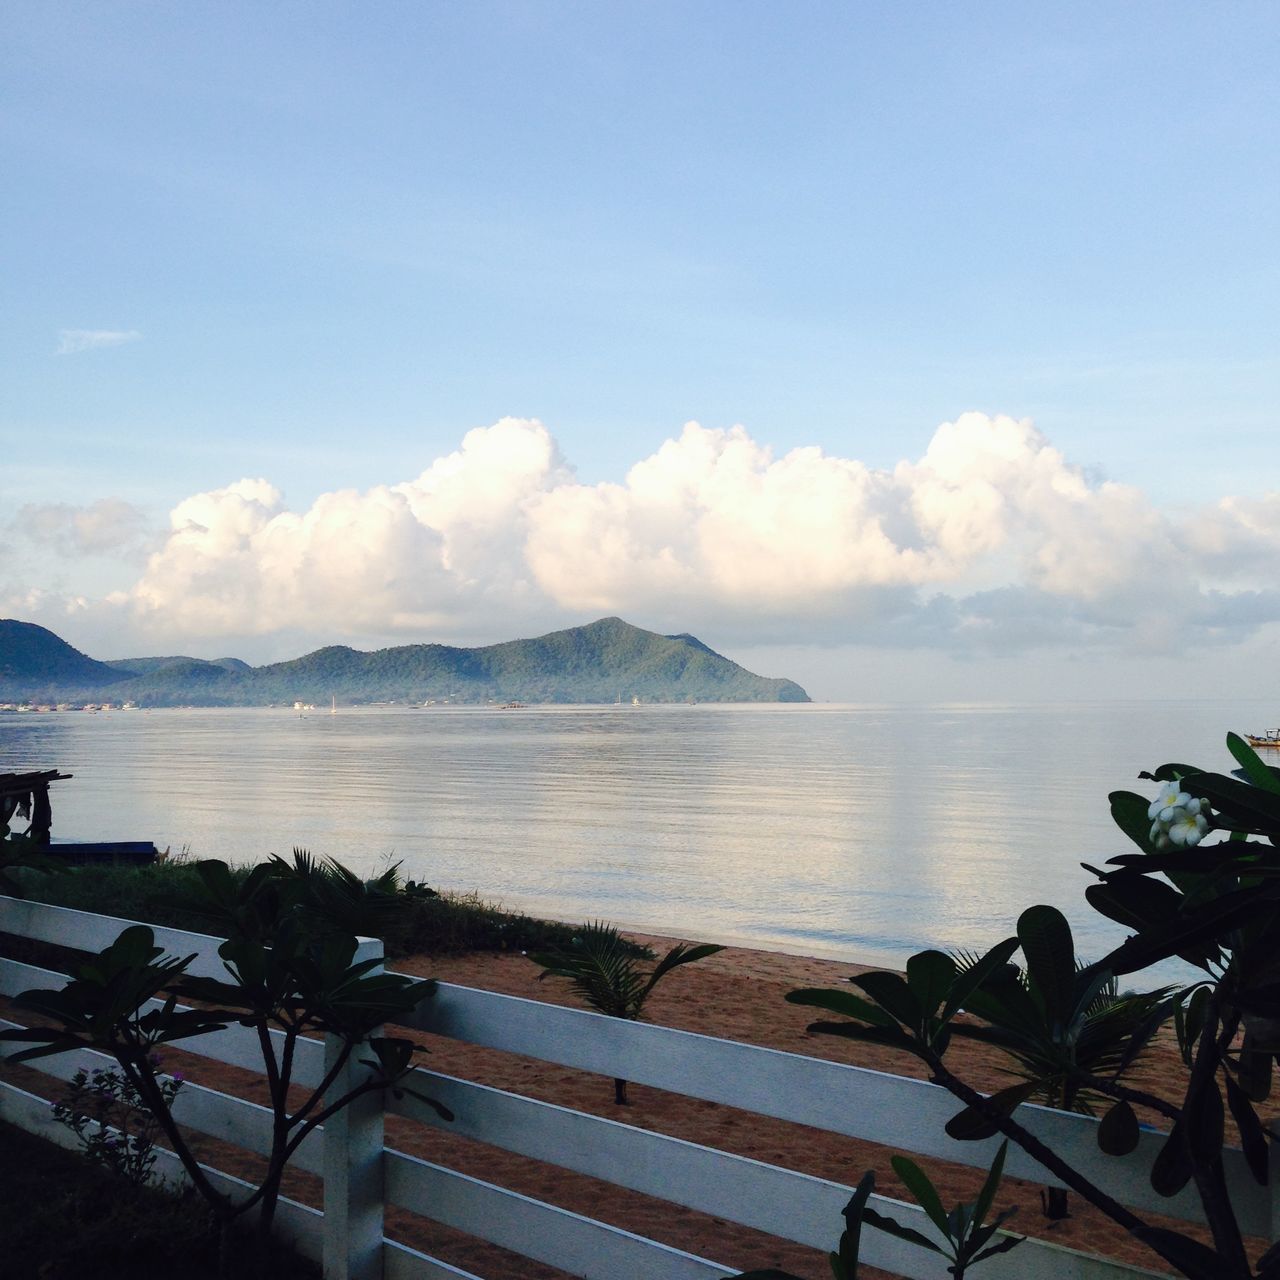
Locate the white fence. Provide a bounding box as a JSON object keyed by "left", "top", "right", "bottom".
{"left": 0, "top": 895, "right": 1239, "bottom": 1280}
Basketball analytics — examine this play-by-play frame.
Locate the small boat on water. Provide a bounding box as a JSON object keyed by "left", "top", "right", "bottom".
{"left": 1245, "top": 729, "right": 1280, "bottom": 749}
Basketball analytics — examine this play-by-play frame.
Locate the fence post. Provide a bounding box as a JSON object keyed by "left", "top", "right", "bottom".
{"left": 1270, "top": 1120, "right": 1280, "bottom": 1248}
{"left": 323, "top": 936, "right": 386, "bottom": 1280}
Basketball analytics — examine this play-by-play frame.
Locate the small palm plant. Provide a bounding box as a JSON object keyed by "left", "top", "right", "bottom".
{"left": 948, "top": 909, "right": 1177, "bottom": 1218}
{"left": 530, "top": 921, "right": 722, "bottom": 1103}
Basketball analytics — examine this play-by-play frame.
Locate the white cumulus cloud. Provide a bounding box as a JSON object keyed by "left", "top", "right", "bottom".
{"left": 21, "top": 413, "right": 1280, "bottom": 660}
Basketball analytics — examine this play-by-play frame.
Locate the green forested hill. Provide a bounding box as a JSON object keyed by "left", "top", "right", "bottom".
{"left": 0, "top": 620, "right": 126, "bottom": 692}
{"left": 0, "top": 617, "right": 810, "bottom": 706}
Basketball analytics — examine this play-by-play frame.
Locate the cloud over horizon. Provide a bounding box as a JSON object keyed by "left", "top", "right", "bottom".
{"left": 7, "top": 414, "right": 1280, "bottom": 662}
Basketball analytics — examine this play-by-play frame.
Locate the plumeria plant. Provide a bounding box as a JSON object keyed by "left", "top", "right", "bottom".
{"left": 772, "top": 733, "right": 1280, "bottom": 1280}
{"left": 732, "top": 1143, "right": 1024, "bottom": 1279}
{"left": 0, "top": 857, "right": 450, "bottom": 1278}
{"left": 1146, "top": 780, "right": 1211, "bottom": 849}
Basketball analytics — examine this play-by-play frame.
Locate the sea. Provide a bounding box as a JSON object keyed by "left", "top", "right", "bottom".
{"left": 0, "top": 701, "right": 1259, "bottom": 979}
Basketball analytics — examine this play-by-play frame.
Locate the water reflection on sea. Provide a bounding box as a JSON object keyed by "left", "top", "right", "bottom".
{"left": 0, "top": 702, "right": 1254, "bottom": 976}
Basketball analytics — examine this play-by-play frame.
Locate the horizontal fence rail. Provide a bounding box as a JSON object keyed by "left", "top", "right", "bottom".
{"left": 0, "top": 893, "right": 1223, "bottom": 1279}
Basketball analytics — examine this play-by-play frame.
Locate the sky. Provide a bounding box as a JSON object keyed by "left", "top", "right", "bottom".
{"left": 1, "top": 2, "right": 1277, "bottom": 701}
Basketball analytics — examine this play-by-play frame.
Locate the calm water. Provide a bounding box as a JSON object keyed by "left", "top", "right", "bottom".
{"left": 0, "top": 702, "right": 1259, "bottom": 974}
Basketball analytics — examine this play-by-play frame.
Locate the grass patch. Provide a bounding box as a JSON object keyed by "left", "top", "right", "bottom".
{"left": 0, "top": 1120, "right": 318, "bottom": 1280}
{"left": 13, "top": 859, "right": 647, "bottom": 960}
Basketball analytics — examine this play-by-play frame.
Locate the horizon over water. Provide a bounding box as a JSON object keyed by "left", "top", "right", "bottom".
{"left": 0, "top": 701, "right": 1260, "bottom": 979}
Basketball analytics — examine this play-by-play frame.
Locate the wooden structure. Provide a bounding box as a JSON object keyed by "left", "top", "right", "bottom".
{"left": 0, "top": 770, "right": 71, "bottom": 845}
{"left": 0, "top": 770, "right": 155, "bottom": 863}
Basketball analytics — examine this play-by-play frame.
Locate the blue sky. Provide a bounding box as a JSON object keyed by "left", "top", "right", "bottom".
{"left": 2, "top": 3, "right": 1278, "bottom": 698}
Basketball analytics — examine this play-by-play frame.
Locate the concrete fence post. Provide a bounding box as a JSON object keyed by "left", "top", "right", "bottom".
{"left": 323, "top": 937, "right": 387, "bottom": 1280}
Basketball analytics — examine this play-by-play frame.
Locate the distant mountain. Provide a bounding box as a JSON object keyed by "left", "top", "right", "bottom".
{"left": 0, "top": 617, "right": 810, "bottom": 706}
{"left": 0, "top": 620, "right": 127, "bottom": 694}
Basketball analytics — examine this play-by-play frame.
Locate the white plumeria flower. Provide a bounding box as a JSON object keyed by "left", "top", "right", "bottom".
{"left": 1166, "top": 806, "right": 1210, "bottom": 847}
{"left": 1148, "top": 781, "right": 1193, "bottom": 823}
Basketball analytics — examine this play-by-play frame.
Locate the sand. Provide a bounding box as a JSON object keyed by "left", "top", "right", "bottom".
{"left": 7, "top": 930, "right": 1218, "bottom": 1279}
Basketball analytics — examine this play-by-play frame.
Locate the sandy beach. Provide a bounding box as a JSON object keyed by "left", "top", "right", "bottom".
{"left": 6, "top": 929, "right": 1211, "bottom": 1279}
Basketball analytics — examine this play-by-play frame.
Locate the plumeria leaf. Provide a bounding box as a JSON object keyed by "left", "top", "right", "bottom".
{"left": 858, "top": 1206, "right": 942, "bottom": 1254}
{"left": 1235, "top": 1030, "right": 1274, "bottom": 1101}
{"left": 1185, "top": 772, "right": 1280, "bottom": 828}
{"left": 850, "top": 972, "right": 922, "bottom": 1026}
{"left": 1226, "top": 732, "right": 1280, "bottom": 795}
{"left": 1100, "top": 883, "right": 1280, "bottom": 975}
{"left": 944, "top": 1082, "right": 1038, "bottom": 1141}
{"left": 971, "top": 1139, "right": 1009, "bottom": 1228}
{"left": 1140, "top": 764, "right": 1203, "bottom": 783}
{"left": 1150, "top": 1122, "right": 1193, "bottom": 1197}
{"left": 1109, "top": 790, "right": 1161, "bottom": 852}
{"left": 1097, "top": 1100, "right": 1140, "bottom": 1156}
{"left": 971, "top": 1233, "right": 1026, "bottom": 1265}
{"left": 888, "top": 1155, "right": 949, "bottom": 1236}
{"left": 1186, "top": 1079, "right": 1224, "bottom": 1164}
{"left": 905, "top": 951, "right": 955, "bottom": 1015}
{"left": 787, "top": 987, "right": 897, "bottom": 1027}
{"left": 1222, "top": 1070, "right": 1268, "bottom": 1185}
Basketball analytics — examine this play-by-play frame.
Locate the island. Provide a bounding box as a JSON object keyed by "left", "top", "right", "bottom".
{"left": 0, "top": 616, "right": 810, "bottom": 707}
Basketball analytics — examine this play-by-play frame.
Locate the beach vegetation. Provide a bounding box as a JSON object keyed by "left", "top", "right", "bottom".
{"left": 0, "top": 1117, "right": 317, "bottom": 1280}
{"left": 949, "top": 927, "right": 1177, "bottom": 1218}
{"left": 8, "top": 853, "right": 596, "bottom": 957}
{"left": 0, "top": 857, "right": 451, "bottom": 1278}
{"left": 783, "top": 731, "right": 1280, "bottom": 1280}
{"left": 530, "top": 921, "right": 723, "bottom": 1102}
{"left": 733, "top": 1142, "right": 1024, "bottom": 1278}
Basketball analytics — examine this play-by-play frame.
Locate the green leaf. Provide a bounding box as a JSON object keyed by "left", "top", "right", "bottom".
{"left": 1100, "top": 882, "right": 1280, "bottom": 976}
{"left": 1227, "top": 732, "right": 1280, "bottom": 795}
{"left": 905, "top": 951, "right": 955, "bottom": 1016}
{"left": 786, "top": 988, "right": 896, "bottom": 1027}
{"left": 1222, "top": 1069, "right": 1269, "bottom": 1185}
{"left": 1187, "top": 771, "right": 1280, "bottom": 829}
{"left": 830, "top": 1171, "right": 874, "bottom": 1280}
{"left": 850, "top": 972, "right": 922, "bottom": 1026}
{"left": 970, "top": 1232, "right": 1026, "bottom": 1265}
{"left": 1186, "top": 1078, "right": 1225, "bottom": 1163}
{"left": 647, "top": 942, "right": 724, "bottom": 988}
{"left": 1236, "top": 1029, "right": 1274, "bottom": 1102}
{"left": 859, "top": 1206, "right": 943, "bottom": 1254}
{"left": 1109, "top": 790, "right": 1159, "bottom": 852}
{"left": 944, "top": 1082, "right": 1038, "bottom": 1141}
{"left": 1150, "top": 1123, "right": 1193, "bottom": 1197}
{"left": 1016, "top": 906, "right": 1076, "bottom": 1030}
{"left": 971, "top": 1140, "right": 1009, "bottom": 1229}
{"left": 889, "top": 1155, "right": 949, "bottom": 1236}
{"left": 1097, "top": 1100, "right": 1140, "bottom": 1156}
